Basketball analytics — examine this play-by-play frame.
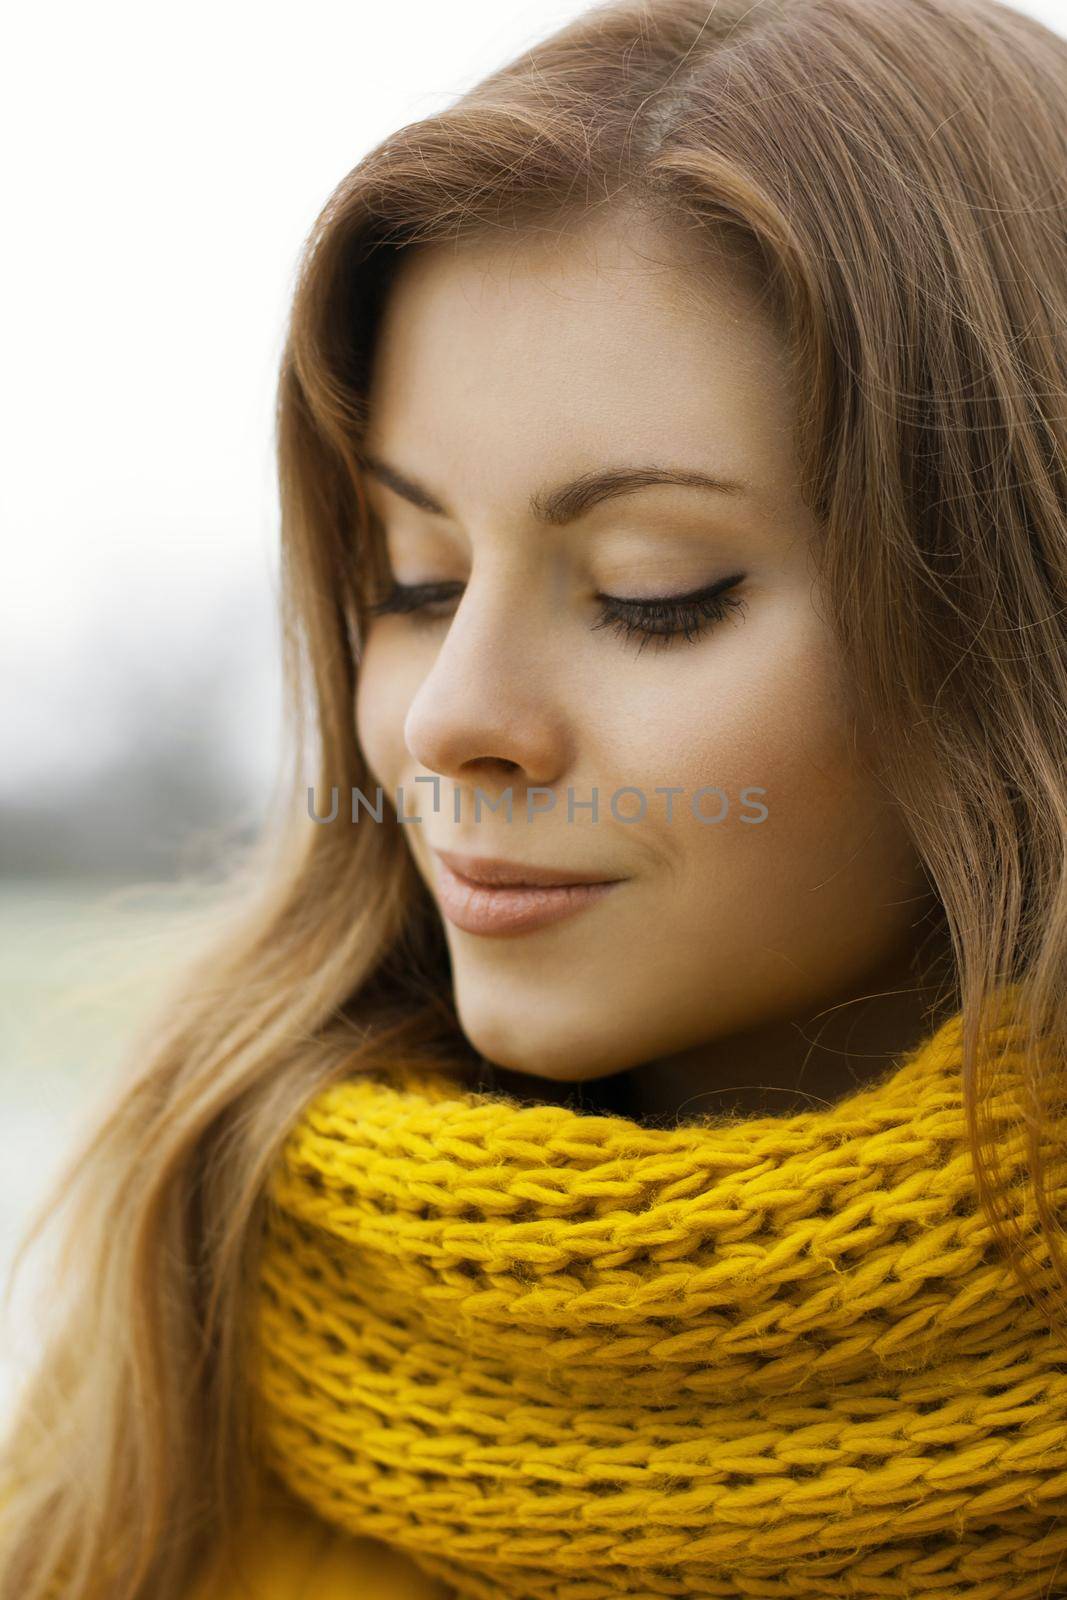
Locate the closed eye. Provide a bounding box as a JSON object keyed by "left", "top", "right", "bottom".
{"left": 592, "top": 575, "right": 748, "bottom": 654}
{"left": 365, "top": 573, "right": 748, "bottom": 655}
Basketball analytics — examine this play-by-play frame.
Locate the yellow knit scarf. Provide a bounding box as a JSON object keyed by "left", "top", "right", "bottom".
{"left": 252, "top": 992, "right": 1067, "bottom": 1599}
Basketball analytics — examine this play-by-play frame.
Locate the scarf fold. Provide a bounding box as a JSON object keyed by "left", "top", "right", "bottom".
{"left": 251, "top": 990, "right": 1067, "bottom": 1599}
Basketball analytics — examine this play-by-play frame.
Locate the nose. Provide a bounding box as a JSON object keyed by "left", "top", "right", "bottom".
{"left": 402, "top": 566, "right": 573, "bottom": 795}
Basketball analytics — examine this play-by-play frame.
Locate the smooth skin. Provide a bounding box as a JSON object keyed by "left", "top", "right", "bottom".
{"left": 355, "top": 205, "right": 946, "bottom": 1122}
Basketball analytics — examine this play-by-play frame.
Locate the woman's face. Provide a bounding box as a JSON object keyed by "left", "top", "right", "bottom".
{"left": 355, "top": 209, "right": 933, "bottom": 1083}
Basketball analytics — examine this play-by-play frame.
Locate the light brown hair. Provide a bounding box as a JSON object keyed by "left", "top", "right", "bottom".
{"left": 3, "top": 0, "right": 1066, "bottom": 1594}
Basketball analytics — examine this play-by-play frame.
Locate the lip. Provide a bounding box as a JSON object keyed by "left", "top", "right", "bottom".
{"left": 431, "top": 847, "right": 626, "bottom": 888}
{"left": 430, "top": 849, "right": 626, "bottom": 937}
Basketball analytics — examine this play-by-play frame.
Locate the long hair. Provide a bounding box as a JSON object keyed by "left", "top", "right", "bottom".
{"left": 3, "top": 0, "right": 1066, "bottom": 1594}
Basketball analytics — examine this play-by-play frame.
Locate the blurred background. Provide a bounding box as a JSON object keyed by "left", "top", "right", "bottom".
{"left": 2, "top": 0, "right": 1066, "bottom": 1413}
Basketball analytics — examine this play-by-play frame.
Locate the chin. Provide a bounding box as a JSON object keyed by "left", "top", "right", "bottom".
{"left": 470, "top": 1051, "right": 641, "bottom": 1120}
{"left": 455, "top": 995, "right": 641, "bottom": 1083}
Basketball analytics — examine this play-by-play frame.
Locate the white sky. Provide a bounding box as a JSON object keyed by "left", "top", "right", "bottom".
{"left": 0, "top": 0, "right": 591, "bottom": 800}
{"left": 2, "top": 0, "right": 1065, "bottom": 801}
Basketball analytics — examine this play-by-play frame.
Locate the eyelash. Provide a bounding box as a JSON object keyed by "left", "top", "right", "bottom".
{"left": 365, "top": 574, "right": 748, "bottom": 655}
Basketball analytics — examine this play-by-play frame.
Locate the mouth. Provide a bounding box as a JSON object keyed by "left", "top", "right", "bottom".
{"left": 431, "top": 847, "right": 626, "bottom": 889}
{"left": 429, "top": 848, "right": 627, "bottom": 937}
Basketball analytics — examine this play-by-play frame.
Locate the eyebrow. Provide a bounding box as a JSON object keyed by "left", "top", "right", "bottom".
{"left": 359, "top": 451, "right": 748, "bottom": 528}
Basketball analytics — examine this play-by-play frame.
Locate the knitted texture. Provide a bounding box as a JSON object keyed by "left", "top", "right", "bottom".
{"left": 252, "top": 992, "right": 1067, "bottom": 1600}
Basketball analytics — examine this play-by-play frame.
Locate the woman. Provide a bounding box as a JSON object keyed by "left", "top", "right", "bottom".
{"left": 3, "top": 0, "right": 1067, "bottom": 1595}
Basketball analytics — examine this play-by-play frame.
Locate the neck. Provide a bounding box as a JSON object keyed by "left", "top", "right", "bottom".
{"left": 477, "top": 924, "right": 955, "bottom": 1126}
{"left": 629, "top": 959, "right": 953, "bottom": 1125}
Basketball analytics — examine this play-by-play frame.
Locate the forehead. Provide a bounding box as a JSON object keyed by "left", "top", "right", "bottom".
{"left": 363, "top": 212, "right": 797, "bottom": 508}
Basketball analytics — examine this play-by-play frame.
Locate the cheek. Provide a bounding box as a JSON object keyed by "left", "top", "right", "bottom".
{"left": 583, "top": 622, "right": 924, "bottom": 1036}
{"left": 623, "top": 605, "right": 921, "bottom": 934}
{"left": 354, "top": 628, "right": 418, "bottom": 787}
{"left": 586, "top": 593, "right": 859, "bottom": 825}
